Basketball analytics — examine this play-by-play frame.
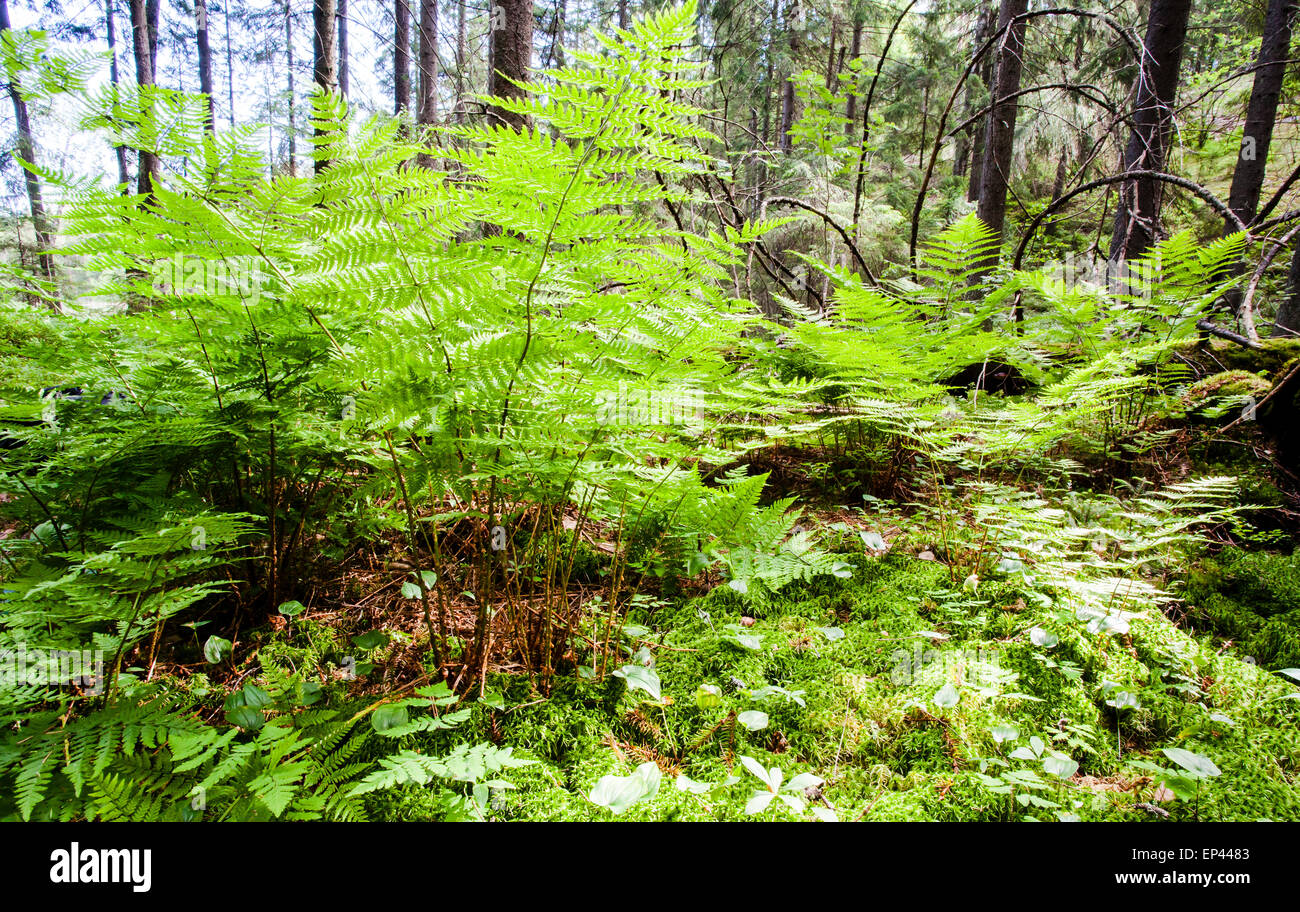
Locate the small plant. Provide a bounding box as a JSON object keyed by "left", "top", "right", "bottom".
{"left": 1131, "top": 747, "right": 1223, "bottom": 820}
{"left": 738, "top": 756, "right": 834, "bottom": 820}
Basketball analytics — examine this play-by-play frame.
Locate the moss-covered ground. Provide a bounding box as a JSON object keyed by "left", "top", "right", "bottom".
{"left": 363, "top": 541, "right": 1300, "bottom": 822}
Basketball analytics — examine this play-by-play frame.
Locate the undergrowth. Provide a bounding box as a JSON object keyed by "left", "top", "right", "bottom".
{"left": 1, "top": 2, "right": 1297, "bottom": 823}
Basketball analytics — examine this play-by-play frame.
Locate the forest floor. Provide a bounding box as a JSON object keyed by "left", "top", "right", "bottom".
{"left": 210, "top": 456, "right": 1300, "bottom": 822}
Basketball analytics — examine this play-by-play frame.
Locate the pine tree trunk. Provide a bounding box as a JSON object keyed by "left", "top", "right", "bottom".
{"left": 0, "top": 0, "right": 55, "bottom": 288}
{"left": 285, "top": 0, "right": 297, "bottom": 175}
{"left": 224, "top": 0, "right": 236, "bottom": 128}
{"left": 760, "top": 0, "right": 777, "bottom": 149}
{"left": 555, "top": 0, "right": 566, "bottom": 68}
{"left": 825, "top": 14, "right": 837, "bottom": 91}
{"left": 312, "top": 0, "right": 338, "bottom": 173}
{"left": 1226, "top": 0, "right": 1295, "bottom": 229}
{"left": 966, "top": 3, "right": 995, "bottom": 201}
{"left": 145, "top": 0, "right": 159, "bottom": 76}
{"left": 338, "top": 0, "right": 349, "bottom": 97}
{"left": 489, "top": 0, "right": 531, "bottom": 131}
{"left": 1108, "top": 0, "right": 1192, "bottom": 264}
{"left": 1277, "top": 244, "right": 1300, "bottom": 336}
{"left": 395, "top": 0, "right": 411, "bottom": 115}
{"left": 1051, "top": 147, "right": 1068, "bottom": 200}
{"left": 779, "top": 0, "right": 800, "bottom": 154}
{"left": 129, "top": 0, "right": 160, "bottom": 195}
{"left": 414, "top": 0, "right": 437, "bottom": 166}
{"left": 313, "top": 0, "right": 339, "bottom": 92}
{"left": 455, "top": 0, "right": 466, "bottom": 122}
{"left": 843, "top": 18, "right": 861, "bottom": 138}
{"left": 974, "top": 0, "right": 1028, "bottom": 270}
{"left": 196, "top": 0, "right": 215, "bottom": 130}
{"left": 417, "top": 0, "right": 437, "bottom": 128}
{"left": 105, "top": 0, "right": 131, "bottom": 189}
{"left": 1221, "top": 0, "right": 1295, "bottom": 321}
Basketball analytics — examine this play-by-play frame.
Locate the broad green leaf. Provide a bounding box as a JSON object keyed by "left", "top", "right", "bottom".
{"left": 934, "top": 683, "right": 959, "bottom": 708}
{"left": 1029, "top": 627, "right": 1058, "bottom": 648}
{"left": 371, "top": 704, "right": 410, "bottom": 733}
{"left": 225, "top": 705, "right": 263, "bottom": 730}
{"left": 694, "top": 684, "right": 722, "bottom": 710}
{"left": 203, "top": 635, "right": 232, "bottom": 664}
{"left": 739, "top": 755, "right": 771, "bottom": 788}
{"left": 241, "top": 684, "right": 272, "bottom": 708}
{"left": 613, "top": 665, "right": 662, "bottom": 700}
{"left": 1042, "top": 753, "right": 1078, "bottom": 779}
{"left": 1161, "top": 747, "right": 1221, "bottom": 779}
{"left": 859, "top": 531, "right": 887, "bottom": 551}
{"left": 353, "top": 630, "right": 389, "bottom": 650}
{"left": 675, "top": 774, "right": 711, "bottom": 795}
{"left": 589, "top": 761, "right": 661, "bottom": 814}
{"left": 785, "top": 772, "right": 822, "bottom": 792}
{"left": 991, "top": 724, "right": 1019, "bottom": 743}
{"left": 744, "top": 791, "right": 775, "bottom": 815}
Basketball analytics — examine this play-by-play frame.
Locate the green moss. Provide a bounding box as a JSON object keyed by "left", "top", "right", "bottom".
{"left": 1182, "top": 549, "right": 1300, "bottom": 670}
{"left": 1180, "top": 338, "right": 1300, "bottom": 377}
{"left": 1184, "top": 370, "right": 1272, "bottom": 409}
{"left": 408, "top": 536, "right": 1300, "bottom": 821}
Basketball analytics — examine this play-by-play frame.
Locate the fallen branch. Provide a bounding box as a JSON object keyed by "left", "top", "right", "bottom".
{"left": 1012, "top": 170, "right": 1246, "bottom": 270}
{"left": 1195, "top": 319, "right": 1262, "bottom": 350}
{"left": 764, "top": 195, "right": 879, "bottom": 286}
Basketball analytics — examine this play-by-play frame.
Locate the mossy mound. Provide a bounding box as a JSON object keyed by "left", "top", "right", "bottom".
{"left": 1181, "top": 548, "right": 1300, "bottom": 670}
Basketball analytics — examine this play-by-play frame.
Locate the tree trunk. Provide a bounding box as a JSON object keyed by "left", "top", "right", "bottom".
{"left": 1108, "top": 0, "right": 1193, "bottom": 264}
{"left": 618, "top": 0, "right": 628, "bottom": 30}
{"left": 1222, "top": 0, "right": 1296, "bottom": 320}
{"left": 145, "top": 0, "right": 159, "bottom": 76}
{"left": 224, "top": 0, "right": 236, "bottom": 128}
{"left": 1226, "top": 0, "right": 1295, "bottom": 230}
{"left": 779, "top": 0, "right": 799, "bottom": 154}
{"left": 974, "top": 0, "right": 1028, "bottom": 271}
{"left": 843, "top": 17, "right": 862, "bottom": 139}
{"left": 455, "top": 0, "right": 466, "bottom": 121}
{"left": 338, "top": 0, "right": 348, "bottom": 98}
{"left": 1277, "top": 244, "right": 1300, "bottom": 336}
{"left": 554, "top": 0, "right": 566, "bottom": 68}
{"left": 417, "top": 0, "right": 437, "bottom": 129}
{"left": 825, "top": 14, "right": 837, "bottom": 92}
{"left": 966, "top": 3, "right": 995, "bottom": 201}
{"left": 0, "top": 0, "right": 55, "bottom": 288}
{"left": 196, "top": 0, "right": 215, "bottom": 130}
{"left": 395, "top": 0, "right": 411, "bottom": 115}
{"left": 285, "top": 0, "right": 297, "bottom": 175}
{"left": 312, "top": 0, "right": 338, "bottom": 173}
{"left": 1051, "top": 146, "right": 1068, "bottom": 200}
{"left": 760, "top": 0, "right": 778, "bottom": 149}
{"left": 105, "top": 0, "right": 131, "bottom": 189}
{"left": 489, "top": 0, "right": 531, "bottom": 131}
{"left": 129, "top": 0, "right": 160, "bottom": 196}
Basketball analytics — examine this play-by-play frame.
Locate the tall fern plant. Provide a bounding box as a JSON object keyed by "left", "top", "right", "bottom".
{"left": 23, "top": 0, "right": 832, "bottom": 691}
